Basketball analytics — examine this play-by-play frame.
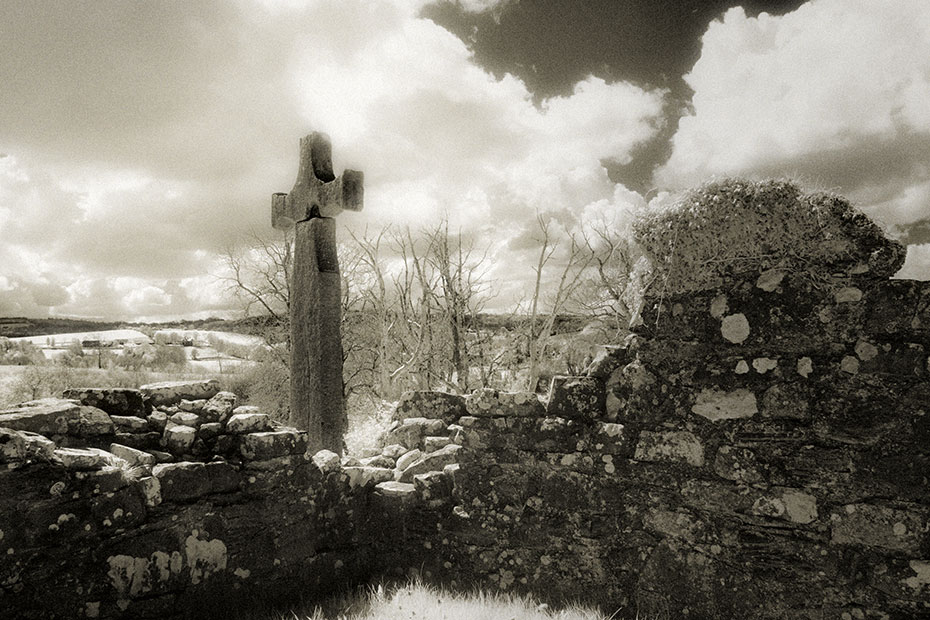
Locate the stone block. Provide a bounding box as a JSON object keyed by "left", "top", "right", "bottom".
{"left": 231, "top": 405, "right": 261, "bottom": 416}
{"left": 381, "top": 418, "right": 446, "bottom": 450}
{"left": 61, "top": 387, "right": 147, "bottom": 418}
{"left": 423, "top": 436, "right": 452, "bottom": 452}
{"left": 382, "top": 444, "right": 407, "bottom": 459}
{"left": 178, "top": 398, "right": 205, "bottom": 413}
{"left": 466, "top": 388, "right": 545, "bottom": 418}
{"left": 67, "top": 406, "right": 114, "bottom": 437}
{"left": 634, "top": 431, "right": 705, "bottom": 467}
{"left": 149, "top": 449, "right": 173, "bottom": 463}
{"left": 109, "top": 443, "right": 157, "bottom": 469}
{"left": 312, "top": 449, "right": 342, "bottom": 475}
{"left": 139, "top": 379, "right": 221, "bottom": 407}
{"left": 750, "top": 487, "right": 818, "bottom": 524}
{"left": 398, "top": 444, "right": 462, "bottom": 482}
{"left": 113, "top": 431, "right": 162, "bottom": 451}
{"left": 54, "top": 447, "right": 119, "bottom": 470}
{"left": 240, "top": 430, "right": 308, "bottom": 460}
{"left": 413, "top": 470, "right": 453, "bottom": 503}
{"left": 0, "top": 398, "right": 78, "bottom": 435}
{"left": 395, "top": 449, "right": 422, "bottom": 472}
{"left": 110, "top": 415, "right": 149, "bottom": 433}
{"left": 447, "top": 424, "right": 466, "bottom": 446}
{"left": 394, "top": 390, "right": 467, "bottom": 424}
{"left": 164, "top": 425, "right": 197, "bottom": 454}
{"left": 201, "top": 391, "right": 237, "bottom": 423}
{"left": 374, "top": 480, "right": 416, "bottom": 499}
{"left": 585, "top": 342, "right": 634, "bottom": 379}
{"left": 0, "top": 428, "right": 26, "bottom": 463}
{"left": 198, "top": 422, "right": 223, "bottom": 440}
{"left": 153, "top": 461, "right": 239, "bottom": 502}
{"left": 169, "top": 411, "right": 201, "bottom": 428}
{"left": 546, "top": 376, "right": 606, "bottom": 421}
{"left": 147, "top": 410, "right": 168, "bottom": 432}
{"left": 226, "top": 412, "right": 273, "bottom": 434}
{"left": 344, "top": 466, "right": 394, "bottom": 489}
{"left": 360, "top": 454, "right": 394, "bottom": 468}
{"left": 138, "top": 475, "right": 161, "bottom": 507}
{"left": 19, "top": 430, "right": 55, "bottom": 459}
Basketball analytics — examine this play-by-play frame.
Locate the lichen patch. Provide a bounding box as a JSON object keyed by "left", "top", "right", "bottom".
{"left": 185, "top": 534, "right": 228, "bottom": 585}
{"left": 721, "top": 313, "right": 750, "bottom": 344}
{"left": 797, "top": 357, "right": 813, "bottom": 378}
{"left": 752, "top": 358, "right": 778, "bottom": 374}
{"left": 835, "top": 287, "right": 863, "bottom": 303}
{"left": 855, "top": 340, "right": 879, "bottom": 362}
{"left": 840, "top": 356, "right": 860, "bottom": 375}
{"left": 756, "top": 269, "right": 786, "bottom": 292}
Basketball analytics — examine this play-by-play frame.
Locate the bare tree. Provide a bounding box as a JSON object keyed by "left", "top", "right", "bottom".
{"left": 573, "top": 218, "right": 639, "bottom": 342}
{"left": 221, "top": 230, "right": 292, "bottom": 363}
{"left": 424, "top": 220, "right": 493, "bottom": 393}
{"left": 348, "top": 227, "right": 401, "bottom": 399}
{"left": 524, "top": 214, "right": 592, "bottom": 392}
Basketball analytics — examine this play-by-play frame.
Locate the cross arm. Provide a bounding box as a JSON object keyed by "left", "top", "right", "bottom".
{"left": 272, "top": 132, "right": 364, "bottom": 230}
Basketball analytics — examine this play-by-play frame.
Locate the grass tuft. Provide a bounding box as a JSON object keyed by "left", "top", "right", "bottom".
{"left": 266, "top": 580, "right": 612, "bottom": 620}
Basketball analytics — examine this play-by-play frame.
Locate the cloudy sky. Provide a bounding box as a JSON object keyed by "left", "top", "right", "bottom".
{"left": 1, "top": 0, "right": 928, "bottom": 320}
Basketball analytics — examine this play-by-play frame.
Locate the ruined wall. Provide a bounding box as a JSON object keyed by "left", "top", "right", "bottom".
{"left": 386, "top": 182, "right": 930, "bottom": 619}
{"left": 0, "top": 382, "right": 392, "bottom": 620}
{"left": 394, "top": 272, "right": 930, "bottom": 620}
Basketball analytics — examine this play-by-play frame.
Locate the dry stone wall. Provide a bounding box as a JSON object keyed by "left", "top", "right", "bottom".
{"left": 0, "top": 381, "right": 399, "bottom": 620}
{"left": 371, "top": 275, "right": 930, "bottom": 620}
{"left": 407, "top": 277, "right": 929, "bottom": 620}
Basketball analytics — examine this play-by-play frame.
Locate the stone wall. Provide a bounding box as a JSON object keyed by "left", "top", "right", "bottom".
{"left": 0, "top": 381, "right": 397, "bottom": 620}
{"left": 386, "top": 272, "right": 930, "bottom": 619}
{"left": 4, "top": 269, "right": 930, "bottom": 620}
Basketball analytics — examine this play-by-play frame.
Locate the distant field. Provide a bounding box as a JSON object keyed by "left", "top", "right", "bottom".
{"left": 8, "top": 329, "right": 151, "bottom": 346}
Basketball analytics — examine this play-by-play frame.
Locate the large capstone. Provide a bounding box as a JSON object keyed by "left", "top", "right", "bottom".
{"left": 61, "top": 388, "right": 148, "bottom": 418}
{"left": 140, "top": 379, "right": 221, "bottom": 407}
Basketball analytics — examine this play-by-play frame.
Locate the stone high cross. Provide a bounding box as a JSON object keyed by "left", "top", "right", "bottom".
{"left": 272, "top": 133, "right": 363, "bottom": 455}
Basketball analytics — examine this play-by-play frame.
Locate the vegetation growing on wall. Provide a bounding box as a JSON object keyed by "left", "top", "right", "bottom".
{"left": 631, "top": 178, "right": 907, "bottom": 295}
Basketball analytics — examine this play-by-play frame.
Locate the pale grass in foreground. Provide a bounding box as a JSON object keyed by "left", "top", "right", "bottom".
{"left": 274, "top": 581, "right": 612, "bottom": 620}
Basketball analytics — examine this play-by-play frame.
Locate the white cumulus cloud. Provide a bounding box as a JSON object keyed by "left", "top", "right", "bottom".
{"left": 656, "top": 0, "right": 930, "bottom": 241}
{"left": 0, "top": 0, "right": 665, "bottom": 319}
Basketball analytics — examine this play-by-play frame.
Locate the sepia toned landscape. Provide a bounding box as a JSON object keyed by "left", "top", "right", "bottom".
{"left": 3, "top": 1, "right": 930, "bottom": 619}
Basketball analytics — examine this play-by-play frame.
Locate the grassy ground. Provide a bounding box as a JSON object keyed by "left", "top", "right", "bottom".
{"left": 263, "top": 581, "right": 611, "bottom": 620}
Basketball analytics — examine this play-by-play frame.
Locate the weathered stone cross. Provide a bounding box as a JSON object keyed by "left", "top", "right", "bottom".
{"left": 272, "top": 133, "right": 363, "bottom": 455}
